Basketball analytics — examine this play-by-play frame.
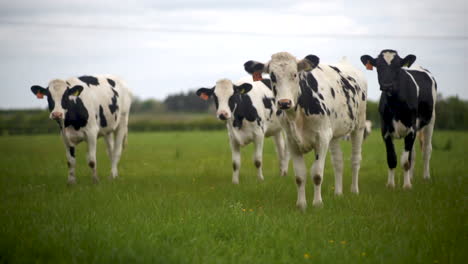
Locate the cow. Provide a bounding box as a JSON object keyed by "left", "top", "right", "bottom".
{"left": 244, "top": 52, "right": 367, "bottom": 210}
{"left": 344, "top": 120, "right": 372, "bottom": 141}
{"left": 196, "top": 77, "right": 289, "bottom": 184}
{"left": 30, "top": 75, "right": 132, "bottom": 184}
{"left": 360, "top": 50, "right": 436, "bottom": 189}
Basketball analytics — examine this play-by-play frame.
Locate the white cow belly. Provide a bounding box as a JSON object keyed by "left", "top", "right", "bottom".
{"left": 391, "top": 120, "right": 411, "bottom": 139}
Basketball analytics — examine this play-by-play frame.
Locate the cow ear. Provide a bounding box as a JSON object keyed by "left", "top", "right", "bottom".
{"left": 234, "top": 83, "right": 253, "bottom": 94}
{"left": 298, "top": 55, "right": 319, "bottom": 72}
{"left": 401, "top": 54, "right": 416, "bottom": 68}
{"left": 68, "top": 85, "right": 84, "bottom": 96}
{"left": 244, "top": 60, "right": 268, "bottom": 74}
{"left": 31, "top": 85, "right": 47, "bottom": 99}
{"left": 196, "top": 87, "right": 214, "bottom": 101}
{"left": 360, "top": 55, "right": 376, "bottom": 70}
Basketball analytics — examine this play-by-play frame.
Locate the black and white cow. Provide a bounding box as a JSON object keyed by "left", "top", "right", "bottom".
{"left": 196, "top": 77, "right": 289, "bottom": 184}
{"left": 360, "top": 50, "right": 437, "bottom": 188}
{"left": 244, "top": 52, "right": 367, "bottom": 210}
{"left": 30, "top": 75, "right": 132, "bottom": 184}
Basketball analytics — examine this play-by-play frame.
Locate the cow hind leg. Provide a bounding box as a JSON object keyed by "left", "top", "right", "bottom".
{"left": 402, "top": 131, "right": 416, "bottom": 189}
{"left": 329, "top": 138, "right": 343, "bottom": 196}
{"left": 86, "top": 134, "right": 99, "bottom": 183}
{"left": 422, "top": 118, "right": 435, "bottom": 180}
{"left": 253, "top": 136, "right": 264, "bottom": 181}
{"left": 350, "top": 128, "right": 364, "bottom": 194}
{"left": 111, "top": 115, "right": 129, "bottom": 179}
{"left": 273, "top": 132, "right": 289, "bottom": 177}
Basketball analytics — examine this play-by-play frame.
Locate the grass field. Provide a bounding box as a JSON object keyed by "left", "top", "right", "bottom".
{"left": 0, "top": 130, "right": 467, "bottom": 263}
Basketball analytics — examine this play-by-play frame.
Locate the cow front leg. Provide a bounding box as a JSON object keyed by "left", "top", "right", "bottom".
{"left": 273, "top": 132, "right": 289, "bottom": 177}
{"left": 310, "top": 137, "right": 330, "bottom": 207}
{"left": 402, "top": 131, "right": 416, "bottom": 189}
{"left": 291, "top": 148, "right": 307, "bottom": 211}
{"left": 329, "top": 138, "right": 343, "bottom": 195}
{"left": 87, "top": 134, "right": 99, "bottom": 183}
{"left": 65, "top": 146, "right": 76, "bottom": 185}
{"left": 230, "top": 139, "right": 241, "bottom": 184}
{"left": 350, "top": 128, "right": 365, "bottom": 194}
{"left": 111, "top": 116, "right": 128, "bottom": 179}
{"left": 253, "top": 135, "right": 264, "bottom": 181}
{"left": 384, "top": 135, "right": 397, "bottom": 188}
{"left": 104, "top": 133, "right": 115, "bottom": 178}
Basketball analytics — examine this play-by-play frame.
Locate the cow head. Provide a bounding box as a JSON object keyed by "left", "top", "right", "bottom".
{"left": 196, "top": 79, "right": 252, "bottom": 120}
{"left": 360, "top": 50, "right": 416, "bottom": 93}
{"left": 244, "top": 52, "right": 319, "bottom": 110}
{"left": 30, "top": 79, "right": 84, "bottom": 121}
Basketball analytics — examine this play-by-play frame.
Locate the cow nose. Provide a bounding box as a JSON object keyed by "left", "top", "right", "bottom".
{"left": 51, "top": 112, "right": 63, "bottom": 120}
{"left": 278, "top": 99, "right": 292, "bottom": 110}
{"left": 380, "top": 83, "right": 393, "bottom": 92}
{"left": 217, "top": 111, "right": 229, "bottom": 120}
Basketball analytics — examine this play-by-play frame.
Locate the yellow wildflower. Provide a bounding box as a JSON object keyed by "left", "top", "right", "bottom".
{"left": 304, "top": 253, "right": 311, "bottom": 259}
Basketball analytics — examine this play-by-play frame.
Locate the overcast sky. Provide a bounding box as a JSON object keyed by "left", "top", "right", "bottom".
{"left": 0, "top": 0, "right": 466, "bottom": 109}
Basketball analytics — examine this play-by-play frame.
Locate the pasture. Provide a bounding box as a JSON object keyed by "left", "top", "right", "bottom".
{"left": 0, "top": 130, "right": 466, "bottom": 263}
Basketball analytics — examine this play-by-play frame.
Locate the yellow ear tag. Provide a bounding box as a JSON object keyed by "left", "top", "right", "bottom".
{"left": 403, "top": 62, "right": 410, "bottom": 68}
{"left": 240, "top": 89, "right": 246, "bottom": 94}
{"left": 72, "top": 91, "right": 80, "bottom": 96}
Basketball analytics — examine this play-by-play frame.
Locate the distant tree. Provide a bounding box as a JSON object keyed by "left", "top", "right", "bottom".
{"left": 164, "top": 90, "right": 212, "bottom": 112}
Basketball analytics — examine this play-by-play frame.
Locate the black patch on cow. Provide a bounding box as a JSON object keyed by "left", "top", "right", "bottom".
{"left": 228, "top": 93, "right": 261, "bottom": 129}
{"left": 254, "top": 160, "right": 261, "bottom": 168}
{"left": 260, "top": 79, "right": 272, "bottom": 89}
{"left": 78, "top": 76, "right": 99, "bottom": 86}
{"left": 313, "top": 175, "right": 321, "bottom": 185}
{"left": 109, "top": 89, "right": 119, "bottom": 114}
{"left": 233, "top": 162, "right": 238, "bottom": 171}
{"left": 329, "top": 65, "right": 341, "bottom": 73}
{"left": 276, "top": 109, "right": 283, "bottom": 116}
{"left": 318, "top": 93, "right": 324, "bottom": 100}
{"left": 330, "top": 88, "right": 335, "bottom": 98}
{"left": 270, "top": 72, "right": 277, "bottom": 83}
{"left": 213, "top": 94, "right": 219, "bottom": 109}
{"left": 361, "top": 92, "right": 366, "bottom": 101}
{"left": 315, "top": 154, "right": 319, "bottom": 160}
{"left": 99, "top": 105, "right": 107, "bottom": 127}
{"left": 107, "top": 78, "right": 116, "bottom": 87}
{"left": 262, "top": 96, "right": 275, "bottom": 118}
{"left": 406, "top": 70, "right": 434, "bottom": 129}
{"left": 69, "top": 147, "right": 75, "bottom": 158}
{"left": 62, "top": 89, "right": 89, "bottom": 130}
{"left": 297, "top": 73, "right": 325, "bottom": 116}
{"left": 88, "top": 161, "right": 95, "bottom": 169}
{"left": 45, "top": 89, "right": 55, "bottom": 111}
{"left": 316, "top": 66, "right": 323, "bottom": 71}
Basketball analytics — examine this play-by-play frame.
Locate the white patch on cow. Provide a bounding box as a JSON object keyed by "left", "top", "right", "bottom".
{"left": 382, "top": 51, "right": 396, "bottom": 65}
{"left": 387, "top": 168, "right": 395, "bottom": 188}
{"left": 214, "top": 79, "right": 235, "bottom": 120}
{"left": 391, "top": 120, "right": 412, "bottom": 139}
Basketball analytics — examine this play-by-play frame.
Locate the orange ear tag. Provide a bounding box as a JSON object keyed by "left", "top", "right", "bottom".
{"left": 36, "top": 92, "right": 44, "bottom": 99}
{"left": 365, "top": 61, "right": 373, "bottom": 71}
{"left": 253, "top": 72, "right": 263, "bottom": 81}
{"left": 200, "top": 93, "right": 209, "bottom": 101}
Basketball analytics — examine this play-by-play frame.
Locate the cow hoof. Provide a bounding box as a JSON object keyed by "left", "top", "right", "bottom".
{"left": 232, "top": 180, "right": 239, "bottom": 185}
{"left": 312, "top": 200, "right": 323, "bottom": 208}
{"left": 351, "top": 186, "right": 359, "bottom": 194}
{"left": 92, "top": 177, "right": 99, "bottom": 184}
{"left": 423, "top": 175, "right": 431, "bottom": 181}
{"left": 403, "top": 184, "right": 412, "bottom": 190}
{"left": 258, "top": 175, "right": 264, "bottom": 181}
{"left": 296, "top": 201, "right": 307, "bottom": 211}
{"left": 334, "top": 191, "right": 343, "bottom": 196}
{"left": 67, "top": 178, "right": 76, "bottom": 185}
{"left": 280, "top": 170, "right": 288, "bottom": 177}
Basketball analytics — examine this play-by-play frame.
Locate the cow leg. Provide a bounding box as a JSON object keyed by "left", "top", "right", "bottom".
{"left": 111, "top": 115, "right": 128, "bottom": 179}
{"left": 86, "top": 134, "right": 99, "bottom": 184}
{"left": 253, "top": 135, "right": 264, "bottom": 181}
{"left": 329, "top": 138, "right": 343, "bottom": 196}
{"left": 104, "top": 132, "right": 114, "bottom": 163}
{"left": 65, "top": 145, "right": 76, "bottom": 185}
{"left": 291, "top": 148, "right": 307, "bottom": 211}
{"left": 402, "top": 131, "right": 416, "bottom": 189}
{"left": 421, "top": 118, "right": 435, "bottom": 180}
{"left": 230, "top": 138, "right": 241, "bottom": 184}
{"left": 273, "top": 132, "right": 289, "bottom": 177}
{"left": 384, "top": 135, "right": 397, "bottom": 188}
{"left": 409, "top": 142, "right": 416, "bottom": 180}
{"left": 310, "top": 137, "right": 330, "bottom": 207}
{"left": 350, "top": 128, "right": 365, "bottom": 194}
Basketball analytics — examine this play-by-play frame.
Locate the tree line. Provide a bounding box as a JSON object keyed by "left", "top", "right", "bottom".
{"left": 1, "top": 91, "right": 467, "bottom": 135}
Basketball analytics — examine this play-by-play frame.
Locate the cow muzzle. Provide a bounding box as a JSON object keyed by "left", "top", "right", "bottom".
{"left": 278, "top": 99, "right": 292, "bottom": 110}
{"left": 217, "top": 110, "right": 230, "bottom": 121}
{"left": 51, "top": 111, "right": 63, "bottom": 120}
{"left": 380, "top": 83, "right": 393, "bottom": 92}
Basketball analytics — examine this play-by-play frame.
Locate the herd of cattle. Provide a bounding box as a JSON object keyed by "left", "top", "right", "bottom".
{"left": 30, "top": 49, "right": 437, "bottom": 210}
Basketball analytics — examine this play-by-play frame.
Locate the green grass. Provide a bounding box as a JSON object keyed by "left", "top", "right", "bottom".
{"left": 0, "top": 130, "right": 467, "bottom": 263}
